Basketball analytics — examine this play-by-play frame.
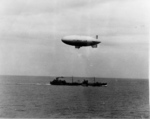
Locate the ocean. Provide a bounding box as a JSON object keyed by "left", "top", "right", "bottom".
{"left": 0, "top": 76, "right": 149, "bottom": 118}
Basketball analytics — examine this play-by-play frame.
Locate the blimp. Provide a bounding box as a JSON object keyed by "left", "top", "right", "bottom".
{"left": 61, "top": 35, "right": 101, "bottom": 49}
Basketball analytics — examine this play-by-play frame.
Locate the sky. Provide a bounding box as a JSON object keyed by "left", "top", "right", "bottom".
{"left": 0, "top": 0, "right": 149, "bottom": 78}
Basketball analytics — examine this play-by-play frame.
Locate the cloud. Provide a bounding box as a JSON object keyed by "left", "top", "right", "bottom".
{"left": 0, "top": 0, "right": 149, "bottom": 37}
{"left": 0, "top": 0, "right": 101, "bottom": 15}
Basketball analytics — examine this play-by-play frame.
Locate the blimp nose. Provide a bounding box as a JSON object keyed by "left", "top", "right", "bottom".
{"left": 61, "top": 39, "right": 64, "bottom": 42}
{"left": 61, "top": 38, "right": 65, "bottom": 41}
{"left": 61, "top": 39, "right": 66, "bottom": 43}
{"left": 61, "top": 39, "right": 70, "bottom": 44}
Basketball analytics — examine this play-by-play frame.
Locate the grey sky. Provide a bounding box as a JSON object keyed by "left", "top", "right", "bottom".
{"left": 0, "top": 0, "right": 149, "bottom": 78}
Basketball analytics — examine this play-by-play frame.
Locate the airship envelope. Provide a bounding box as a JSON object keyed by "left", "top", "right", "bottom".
{"left": 61, "top": 35, "right": 101, "bottom": 49}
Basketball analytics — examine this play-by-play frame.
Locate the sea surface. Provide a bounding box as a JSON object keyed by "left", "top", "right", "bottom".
{"left": 0, "top": 76, "right": 149, "bottom": 118}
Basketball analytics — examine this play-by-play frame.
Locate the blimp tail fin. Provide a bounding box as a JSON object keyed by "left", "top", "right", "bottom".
{"left": 96, "top": 35, "right": 98, "bottom": 39}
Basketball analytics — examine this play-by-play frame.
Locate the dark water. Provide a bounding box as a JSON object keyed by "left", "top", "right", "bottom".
{"left": 0, "top": 76, "right": 149, "bottom": 118}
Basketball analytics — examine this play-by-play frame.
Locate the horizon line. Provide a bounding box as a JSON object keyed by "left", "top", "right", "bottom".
{"left": 0, "top": 74, "right": 148, "bottom": 80}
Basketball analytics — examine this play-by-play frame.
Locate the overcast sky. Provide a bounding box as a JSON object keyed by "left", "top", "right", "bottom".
{"left": 0, "top": 0, "right": 149, "bottom": 78}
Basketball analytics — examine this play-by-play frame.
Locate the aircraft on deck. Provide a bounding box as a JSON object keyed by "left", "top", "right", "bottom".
{"left": 61, "top": 35, "right": 101, "bottom": 49}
